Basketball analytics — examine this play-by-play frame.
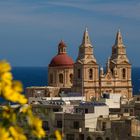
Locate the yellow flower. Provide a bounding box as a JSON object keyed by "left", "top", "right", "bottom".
{"left": 1, "top": 72, "right": 13, "bottom": 83}
{"left": 0, "top": 60, "right": 11, "bottom": 74}
{"left": 12, "top": 81, "right": 23, "bottom": 92}
{"left": 2, "top": 105, "right": 10, "bottom": 111}
{"left": 28, "top": 116, "right": 45, "bottom": 138}
{"left": 2, "top": 86, "right": 27, "bottom": 104}
{"left": 0, "top": 127, "right": 13, "bottom": 140}
{"left": 20, "top": 105, "right": 31, "bottom": 114}
{"left": 2, "top": 106, "right": 16, "bottom": 123}
{"left": 18, "top": 94, "right": 27, "bottom": 104}
{"left": 2, "top": 86, "right": 15, "bottom": 101}
{"left": 9, "top": 126, "right": 27, "bottom": 140}
{"left": 2, "top": 106, "right": 11, "bottom": 119}
{"left": 2, "top": 111, "right": 10, "bottom": 119}
{"left": 55, "top": 130, "right": 62, "bottom": 140}
{"left": 0, "top": 61, "right": 45, "bottom": 140}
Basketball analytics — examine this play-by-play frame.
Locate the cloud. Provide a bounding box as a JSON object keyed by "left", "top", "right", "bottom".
{"left": 0, "top": 0, "right": 140, "bottom": 26}
{"left": 0, "top": 0, "right": 139, "bottom": 66}
{"left": 46, "top": 0, "right": 140, "bottom": 20}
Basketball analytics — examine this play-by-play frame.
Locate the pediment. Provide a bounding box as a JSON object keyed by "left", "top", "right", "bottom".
{"left": 76, "top": 60, "right": 83, "bottom": 64}
{"left": 104, "top": 72, "right": 113, "bottom": 81}
{"left": 86, "top": 55, "right": 93, "bottom": 59}
{"left": 111, "top": 59, "right": 130, "bottom": 65}
{"left": 120, "top": 60, "right": 130, "bottom": 64}
{"left": 110, "top": 60, "right": 116, "bottom": 64}
{"left": 86, "top": 60, "right": 97, "bottom": 65}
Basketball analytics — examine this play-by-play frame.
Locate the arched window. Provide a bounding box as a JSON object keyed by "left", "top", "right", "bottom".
{"left": 102, "top": 122, "right": 106, "bottom": 131}
{"left": 96, "top": 137, "right": 103, "bottom": 140}
{"left": 89, "top": 69, "right": 93, "bottom": 79}
{"left": 59, "top": 74, "right": 63, "bottom": 83}
{"left": 122, "top": 68, "right": 126, "bottom": 79}
{"left": 111, "top": 68, "right": 113, "bottom": 75}
{"left": 70, "top": 74, "right": 73, "bottom": 83}
{"left": 87, "top": 136, "right": 91, "bottom": 140}
{"left": 63, "top": 47, "right": 66, "bottom": 52}
{"left": 59, "top": 47, "right": 66, "bottom": 54}
{"left": 78, "top": 69, "right": 81, "bottom": 79}
{"left": 50, "top": 74, "right": 53, "bottom": 84}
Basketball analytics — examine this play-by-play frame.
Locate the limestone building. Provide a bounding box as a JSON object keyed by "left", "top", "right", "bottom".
{"left": 73, "top": 28, "right": 99, "bottom": 100}
{"left": 48, "top": 29, "right": 132, "bottom": 100}
{"left": 99, "top": 30, "right": 132, "bottom": 98}
{"left": 48, "top": 40, "right": 74, "bottom": 88}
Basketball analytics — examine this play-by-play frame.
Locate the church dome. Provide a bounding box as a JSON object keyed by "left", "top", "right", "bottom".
{"left": 49, "top": 40, "right": 74, "bottom": 67}
{"left": 49, "top": 54, "right": 74, "bottom": 67}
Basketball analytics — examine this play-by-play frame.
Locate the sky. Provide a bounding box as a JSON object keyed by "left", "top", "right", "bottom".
{"left": 0, "top": 0, "right": 140, "bottom": 67}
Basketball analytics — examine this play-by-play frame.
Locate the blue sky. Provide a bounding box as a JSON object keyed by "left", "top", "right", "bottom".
{"left": 0, "top": 0, "right": 140, "bottom": 66}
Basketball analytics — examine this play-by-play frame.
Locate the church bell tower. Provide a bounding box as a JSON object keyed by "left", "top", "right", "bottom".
{"left": 73, "top": 28, "right": 99, "bottom": 100}
{"left": 109, "top": 30, "right": 132, "bottom": 98}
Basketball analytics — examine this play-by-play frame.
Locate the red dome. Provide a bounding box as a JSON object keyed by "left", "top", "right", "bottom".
{"left": 49, "top": 54, "right": 74, "bottom": 67}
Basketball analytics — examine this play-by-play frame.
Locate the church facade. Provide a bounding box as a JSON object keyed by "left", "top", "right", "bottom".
{"left": 48, "top": 29, "right": 132, "bottom": 100}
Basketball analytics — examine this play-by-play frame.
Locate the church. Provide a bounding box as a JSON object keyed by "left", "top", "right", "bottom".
{"left": 48, "top": 29, "right": 132, "bottom": 100}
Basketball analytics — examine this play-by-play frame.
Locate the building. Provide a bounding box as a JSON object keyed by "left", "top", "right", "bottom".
{"left": 26, "top": 86, "right": 60, "bottom": 98}
{"left": 47, "top": 28, "right": 132, "bottom": 100}
{"left": 26, "top": 28, "right": 132, "bottom": 101}
{"left": 72, "top": 28, "right": 99, "bottom": 100}
{"left": 27, "top": 90, "right": 140, "bottom": 140}
{"left": 100, "top": 30, "right": 132, "bottom": 99}
{"left": 48, "top": 40, "right": 74, "bottom": 88}
{"left": 100, "top": 93, "right": 121, "bottom": 109}
{"left": 111, "top": 117, "right": 140, "bottom": 140}
{"left": 31, "top": 100, "right": 109, "bottom": 140}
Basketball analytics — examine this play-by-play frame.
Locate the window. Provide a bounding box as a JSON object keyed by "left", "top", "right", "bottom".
{"left": 78, "top": 69, "right": 81, "bottom": 79}
{"left": 75, "top": 108, "right": 78, "bottom": 113}
{"left": 87, "top": 136, "right": 91, "bottom": 140}
{"left": 85, "top": 108, "right": 88, "bottom": 114}
{"left": 111, "top": 69, "right": 113, "bottom": 75}
{"left": 124, "top": 108, "right": 128, "bottom": 113}
{"left": 50, "top": 74, "right": 53, "bottom": 84}
{"left": 66, "top": 134, "right": 75, "bottom": 140}
{"left": 57, "top": 120, "right": 62, "bottom": 128}
{"left": 59, "top": 47, "right": 65, "bottom": 53}
{"left": 42, "top": 121, "right": 49, "bottom": 130}
{"left": 119, "top": 36, "right": 122, "bottom": 41}
{"left": 102, "top": 122, "right": 106, "bottom": 131}
{"left": 122, "top": 68, "right": 126, "bottom": 79}
{"left": 63, "top": 48, "right": 66, "bottom": 52}
{"left": 73, "top": 121, "right": 79, "bottom": 129}
{"left": 89, "top": 69, "right": 93, "bottom": 79}
{"left": 79, "top": 134, "right": 84, "bottom": 140}
{"left": 96, "top": 137, "right": 103, "bottom": 140}
{"left": 59, "top": 74, "right": 63, "bottom": 83}
{"left": 70, "top": 74, "right": 73, "bottom": 83}
{"left": 53, "top": 108, "right": 59, "bottom": 112}
{"left": 113, "top": 47, "right": 117, "bottom": 54}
